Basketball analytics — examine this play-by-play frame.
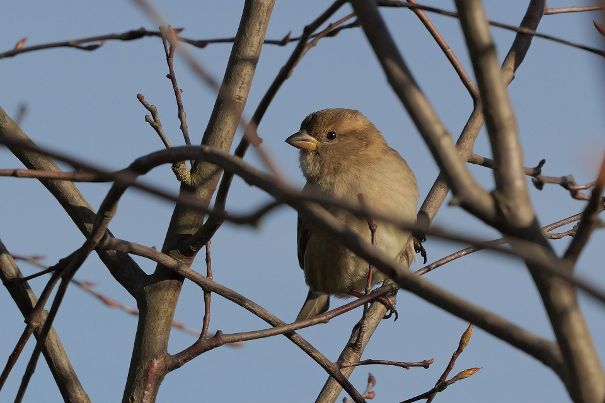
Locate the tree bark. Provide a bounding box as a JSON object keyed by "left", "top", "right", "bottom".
{"left": 121, "top": 1, "right": 275, "bottom": 402}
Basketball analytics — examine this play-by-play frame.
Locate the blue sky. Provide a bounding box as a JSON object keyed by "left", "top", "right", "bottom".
{"left": 1, "top": 1, "right": 604, "bottom": 402}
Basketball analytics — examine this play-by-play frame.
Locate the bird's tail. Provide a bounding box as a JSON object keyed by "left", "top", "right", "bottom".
{"left": 296, "top": 290, "right": 330, "bottom": 321}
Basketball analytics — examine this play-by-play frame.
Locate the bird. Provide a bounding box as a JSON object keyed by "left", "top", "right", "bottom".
{"left": 286, "top": 108, "right": 419, "bottom": 321}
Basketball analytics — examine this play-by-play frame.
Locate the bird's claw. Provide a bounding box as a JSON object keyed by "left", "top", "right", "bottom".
{"left": 413, "top": 233, "right": 428, "bottom": 264}
{"left": 378, "top": 295, "right": 398, "bottom": 321}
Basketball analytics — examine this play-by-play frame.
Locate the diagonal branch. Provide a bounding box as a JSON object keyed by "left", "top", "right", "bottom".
{"left": 350, "top": 0, "right": 496, "bottom": 223}
{"left": 0, "top": 107, "right": 146, "bottom": 298}
{"left": 0, "top": 241, "right": 90, "bottom": 402}
{"left": 2, "top": 138, "right": 604, "bottom": 305}
{"left": 563, "top": 155, "right": 605, "bottom": 265}
{"left": 123, "top": 1, "right": 277, "bottom": 401}
{"left": 418, "top": 0, "right": 546, "bottom": 227}
{"left": 378, "top": 1, "right": 605, "bottom": 59}
{"left": 184, "top": 0, "right": 350, "bottom": 254}
{"left": 104, "top": 236, "right": 366, "bottom": 403}
{"left": 406, "top": 0, "right": 478, "bottom": 101}
{"left": 455, "top": 0, "right": 534, "bottom": 229}
{"left": 455, "top": 1, "right": 605, "bottom": 402}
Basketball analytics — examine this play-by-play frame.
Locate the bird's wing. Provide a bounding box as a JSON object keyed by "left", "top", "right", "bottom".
{"left": 296, "top": 214, "right": 311, "bottom": 269}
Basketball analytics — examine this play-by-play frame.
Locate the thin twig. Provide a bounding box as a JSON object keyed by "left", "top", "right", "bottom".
{"left": 378, "top": 1, "right": 605, "bottom": 58}
{"left": 544, "top": 5, "right": 603, "bottom": 15}
{"left": 406, "top": 0, "right": 478, "bottom": 101}
{"left": 11, "top": 254, "right": 232, "bottom": 340}
{"left": 563, "top": 155, "right": 605, "bottom": 265}
{"left": 468, "top": 153, "right": 597, "bottom": 201}
{"left": 160, "top": 26, "right": 191, "bottom": 146}
{"left": 400, "top": 367, "right": 480, "bottom": 403}
{"left": 185, "top": 2, "right": 354, "bottom": 254}
{"left": 2, "top": 2, "right": 603, "bottom": 60}
{"left": 12, "top": 252, "right": 81, "bottom": 401}
{"left": 136, "top": 93, "right": 171, "bottom": 148}
{"left": 167, "top": 285, "right": 397, "bottom": 371}
{"left": 200, "top": 241, "right": 213, "bottom": 339}
{"left": 3, "top": 136, "right": 605, "bottom": 305}
{"left": 415, "top": 211, "right": 590, "bottom": 276}
{"left": 133, "top": 0, "right": 283, "bottom": 182}
{"left": 423, "top": 324, "right": 476, "bottom": 403}
{"left": 0, "top": 252, "right": 76, "bottom": 393}
{"left": 0, "top": 24, "right": 359, "bottom": 60}
{"left": 340, "top": 358, "right": 434, "bottom": 370}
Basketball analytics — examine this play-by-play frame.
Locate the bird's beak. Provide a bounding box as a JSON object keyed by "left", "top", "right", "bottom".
{"left": 285, "top": 131, "right": 319, "bottom": 151}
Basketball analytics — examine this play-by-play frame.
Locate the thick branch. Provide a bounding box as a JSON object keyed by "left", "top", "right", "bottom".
{"left": 455, "top": 0, "right": 534, "bottom": 229}
{"left": 350, "top": 0, "right": 496, "bottom": 223}
{"left": 0, "top": 241, "right": 89, "bottom": 402}
{"left": 418, "top": 0, "right": 545, "bottom": 226}
{"left": 105, "top": 237, "right": 366, "bottom": 403}
{"left": 455, "top": 1, "right": 605, "bottom": 402}
{"left": 122, "top": 1, "right": 276, "bottom": 402}
{"left": 0, "top": 107, "right": 145, "bottom": 298}
{"left": 185, "top": 0, "right": 350, "bottom": 253}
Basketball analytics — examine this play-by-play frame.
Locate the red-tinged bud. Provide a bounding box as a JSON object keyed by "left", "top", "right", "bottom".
{"left": 14, "top": 37, "right": 27, "bottom": 50}
{"left": 367, "top": 372, "right": 376, "bottom": 388}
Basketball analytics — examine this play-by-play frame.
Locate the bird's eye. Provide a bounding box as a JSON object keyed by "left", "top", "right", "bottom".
{"left": 326, "top": 131, "right": 337, "bottom": 140}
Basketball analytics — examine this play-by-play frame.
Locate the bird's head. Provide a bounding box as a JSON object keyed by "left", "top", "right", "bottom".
{"left": 286, "top": 108, "right": 386, "bottom": 181}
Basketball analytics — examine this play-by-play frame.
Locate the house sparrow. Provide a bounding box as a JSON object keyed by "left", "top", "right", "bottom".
{"left": 286, "top": 109, "right": 418, "bottom": 320}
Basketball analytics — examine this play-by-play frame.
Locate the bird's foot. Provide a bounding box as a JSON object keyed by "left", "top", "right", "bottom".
{"left": 413, "top": 232, "right": 428, "bottom": 264}
{"left": 380, "top": 294, "right": 398, "bottom": 321}
{"left": 347, "top": 290, "right": 398, "bottom": 321}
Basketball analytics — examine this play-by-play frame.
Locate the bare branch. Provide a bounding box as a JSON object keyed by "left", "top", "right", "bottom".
{"left": 136, "top": 93, "right": 172, "bottom": 149}
{"left": 104, "top": 236, "right": 366, "bottom": 403}
{"left": 200, "top": 240, "right": 213, "bottom": 339}
{"left": 125, "top": 1, "right": 278, "bottom": 401}
{"left": 167, "top": 286, "right": 396, "bottom": 370}
{"left": 0, "top": 107, "right": 146, "bottom": 298}
{"left": 415, "top": 211, "right": 592, "bottom": 276}
{"left": 0, "top": 24, "right": 358, "bottom": 60}
{"left": 185, "top": 0, "right": 351, "bottom": 254}
{"left": 468, "top": 153, "right": 596, "bottom": 201}
{"left": 339, "top": 358, "right": 433, "bottom": 370}
{"left": 3, "top": 136, "right": 604, "bottom": 306}
{"left": 0, "top": 241, "right": 90, "bottom": 402}
{"left": 455, "top": 0, "right": 533, "bottom": 229}
{"left": 317, "top": 301, "right": 387, "bottom": 403}
{"left": 350, "top": 0, "right": 496, "bottom": 223}
{"left": 401, "top": 327, "right": 479, "bottom": 403}
{"left": 0, "top": 168, "right": 108, "bottom": 182}
{"left": 456, "top": 1, "right": 605, "bottom": 401}
{"left": 160, "top": 26, "right": 191, "bottom": 146}
{"left": 418, "top": 0, "right": 545, "bottom": 226}
{"left": 3, "top": 3, "right": 603, "bottom": 60}
{"left": 12, "top": 254, "right": 208, "bottom": 339}
{"left": 563, "top": 156, "right": 605, "bottom": 265}
{"left": 406, "top": 0, "right": 478, "bottom": 100}
{"left": 378, "top": 1, "right": 605, "bottom": 58}
{"left": 544, "top": 5, "right": 603, "bottom": 15}
{"left": 401, "top": 367, "right": 480, "bottom": 403}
